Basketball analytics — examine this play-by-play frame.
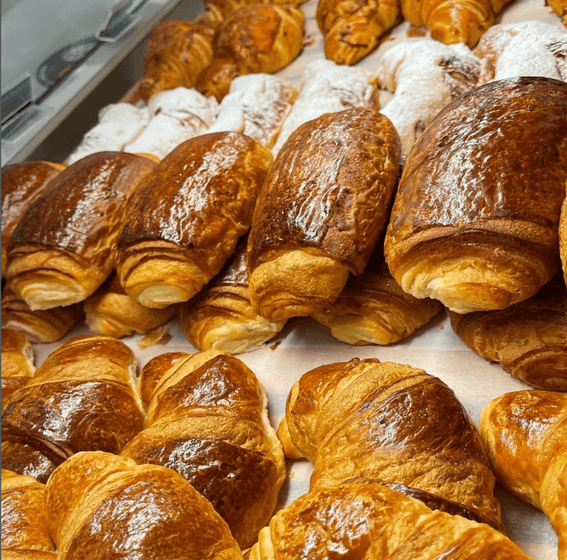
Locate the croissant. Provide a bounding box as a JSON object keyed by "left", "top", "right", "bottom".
{"left": 547, "top": 0, "right": 567, "bottom": 26}
{"left": 248, "top": 107, "right": 401, "bottom": 322}
{"left": 2, "top": 286, "right": 84, "bottom": 344}
{"left": 1, "top": 161, "right": 65, "bottom": 278}
{"left": 84, "top": 273, "right": 178, "bottom": 338}
{"left": 384, "top": 77, "right": 567, "bottom": 314}
{"left": 279, "top": 357, "right": 502, "bottom": 529}
{"left": 121, "top": 350, "right": 285, "bottom": 549}
{"left": 317, "top": 0, "right": 400, "bottom": 65}
{"left": 1, "top": 334, "right": 145, "bottom": 483}
{"left": 195, "top": 4, "right": 305, "bottom": 101}
{"left": 6, "top": 152, "right": 157, "bottom": 311}
{"left": 399, "top": 0, "right": 516, "bottom": 48}
{"left": 181, "top": 237, "right": 286, "bottom": 354}
{"left": 561, "top": 182, "right": 567, "bottom": 283}
{"left": 480, "top": 390, "right": 567, "bottom": 559}
{"left": 1, "top": 469, "right": 56, "bottom": 559}
{"left": 448, "top": 274, "right": 567, "bottom": 390}
{"left": 44, "top": 451, "right": 243, "bottom": 559}
{"left": 121, "top": 20, "right": 215, "bottom": 105}
{"left": 249, "top": 480, "right": 530, "bottom": 559}
{"left": 1, "top": 328, "right": 35, "bottom": 411}
{"left": 116, "top": 132, "right": 272, "bottom": 309}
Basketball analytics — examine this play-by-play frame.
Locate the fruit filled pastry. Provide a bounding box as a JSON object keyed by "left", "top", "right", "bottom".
{"left": 448, "top": 274, "right": 567, "bottom": 391}
{"left": 278, "top": 357, "right": 502, "bottom": 529}
{"left": 121, "top": 20, "right": 215, "bottom": 105}
{"left": 273, "top": 59, "right": 379, "bottom": 154}
{"left": 1, "top": 160, "right": 65, "bottom": 278}
{"left": 1, "top": 328, "right": 35, "bottom": 412}
{"left": 248, "top": 107, "right": 401, "bottom": 323}
{"left": 65, "top": 103, "right": 150, "bottom": 165}
{"left": 124, "top": 87, "right": 219, "bottom": 160}
{"left": 384, "top": 77, "right": 567, "bottom": 314}
{"left": 474, "top": 20, "right": 567, "bottom": 83}
{"left": 1, "top": 469, "right": 56, "bottom": 559}
{"left": 317, "top": 0, "right": 400, "bottom": 65}
{"left": 117, "top": 132, "right": 272, "bottom": 309}
{"left": 377, "top": 40, "right": 487, "bottom": 155}
{"left": 121, "top": 350, "right": 285, "bottom": 549}
{"left": 1, "top": 286, "right": 84, "bottom": 344}
{"left": 6, "top": 152, "right": 157, "bottom": 311}
{"left": 400, "top": 0, "right": 516, "bottom": 48}
{"left": 480, "top": 390, "right": 567, "bottom": 559}
{"left": 44, "top": 451, "right": 244, "bottom": 559}
{"left": 84, "top": 273, "right": 178, "bottom": 339}
{"left": 249, "top": 480, "right": 530, "bottom": 560}
{"left": 1, "top": 334, "right": 145, "bottom": 483}
{"left": 206, "top": 73, "right": 297, "bottom": 149}
{"left": 195, "top": 4, "right": 305, "bottom": 101}
{"left": 181, "top": 236, "right": 286, "bottom": 354}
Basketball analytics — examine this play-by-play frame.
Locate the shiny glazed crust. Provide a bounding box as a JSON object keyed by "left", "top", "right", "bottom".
{"left": 121, "top": 350, "right": 285, "bottom": 549}
{"left": 1, "top": 328, "right": 35, "bottom": 411}
{"left": 6, "top": 152, "right": 157, "bottom": 311}
{"left": 385, "top": 77, "right": 567, "bottom": 313}
{"left": 117, "top": 132, "right": 273, "bottom": 309}
{"left": 44, "top": 451, "right": 243, "bottom": 559}
{"left": 248, "top": 107, "right": 401, "bottom": 322}
{"left": 561, "top": 184, "right": 567, "bottom": 283}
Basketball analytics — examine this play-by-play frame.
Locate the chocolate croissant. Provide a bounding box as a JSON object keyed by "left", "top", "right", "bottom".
{"left": 116, "top": 132, "right": 272, "bottom": 309}
{"left": 278, "top": 357, "right": 502, "bottom": 529}
{"left": 1, "top": 469, "right": 56, "bottom": 558}
{"left": 1, "top": 328, "right": 35, "bottom": 411}
{"left": 248, "top": 107, "right": 401, "bottom": 322}
{"left": 384, "top": 77, "right": 567, "bottom": 314}
{"left": 317, "top": 0, "right": 400, "bottom": 65}
{"left": 44, "top": 451, "right": 243, "bottom": 559}
{"left": 480, "top": 390, "right": 567, "bottom": 559}
{"left": 121, "top": 350, "right": 285, "bottom": 549}
{"left": 1, "top": 334, "right": 145, "bottom": 483}
{"left": 6, "top": 152, "right": 157, "bottom": 311}
{"left": 250, "top": 480, "right": 530, "bottom": 559}
{"left": 448, "top": 274, "right": 567, "bottom": 391}
{"left": 1, "top": 161, "right": 65, "bottom": 278}
{"left": 399, "top": 0, "right": 516, "bottom": 48}
{"left": 195, "top": 4, "right": 305, "bottom": 101}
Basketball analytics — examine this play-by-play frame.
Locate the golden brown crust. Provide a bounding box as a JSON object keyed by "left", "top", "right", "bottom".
{"left": 116, "top": 132, "right": 273, "bottom": 309}
{"left": 282, "top": 357, "right": 502, "bottom": 530}
{"left": 561, "top": 181, "right": 567, "bottom": 283}
{"left": 195, "top": 5, "right": 305, "bottom": 101}
{"left": 121, "top": 351, "right": 285, "bottom": 549}
{"left": 6, "top": 152, "right": 157, "bottom": 311}
{"left": 248, "top": 108, "right": 401, "bottom": 322}
{"left": 44, "top": 451, "right": 243, "bottom": 559}
{"left": 449, "top": 275, "right": 567, "bottom": 390}
{"left": 1, "top": 335, "right": 145, "bottom": 483}
{"left": 385, "top": 77, "right": 567, "bottom": 314}
{"left": 1, "top": 161, "right": 65, "bottom": 278}
{"left": 317, "top": 0, "right": 401, "bottom": 65}
{"left": 1, "top": 328, "right": 35, "bottom": 411}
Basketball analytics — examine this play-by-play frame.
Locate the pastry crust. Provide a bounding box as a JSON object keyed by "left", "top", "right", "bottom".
{"left": 6, "top": 152, "right": 157, "bottom": 311}
{"left": 248, "top": 107, "right": 401, "bottom": 322}
{"left": 560, "top": 181, "right": 567, "bottom": 283}
{"left": 117, "top": 132, "right": 273, "bottom": 309}
{"left": 1, "top": 329, "right": 35, "bottom": 411}
{"left": 384, "top": 77, "right": 567, "bottom": 314}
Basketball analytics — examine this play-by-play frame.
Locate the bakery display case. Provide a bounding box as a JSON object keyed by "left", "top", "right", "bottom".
{"left": 1, "top": 0, "right": 566, "bottom": 557}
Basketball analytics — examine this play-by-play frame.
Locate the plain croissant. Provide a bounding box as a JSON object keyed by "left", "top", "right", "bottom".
{"left": 1, "top": 328, "right": 35, "bottom": 411}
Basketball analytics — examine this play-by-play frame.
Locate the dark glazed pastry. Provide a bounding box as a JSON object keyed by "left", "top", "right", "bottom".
{"left": 1, "top": 335, "right": 145, "bottom": 483}
{"left": 385, "top": 77, "right": 567, "bottom": 314}
{"left": 449, "top": 275, "right": 567, "bottom": 390}
{"left": 561, "top": 181, "right": 567, "bottom": 283}
{"left": 6, "top": 152, "right": 157, "bottom": 311}
{"left": 121, "top": 350, "right": 285, "bottom": 549}
{"left": 248, "top": 107, "right": 401, "bottom": 322}
{"left": 116, "top": 132, "right": 272, "bottom": 309}
{"left": 1, "top": 328, "right": 35, "bottom": 411}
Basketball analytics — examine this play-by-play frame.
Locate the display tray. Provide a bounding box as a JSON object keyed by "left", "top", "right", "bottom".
{"left": 14, "top": 0, "right": 567, "bottom": 557}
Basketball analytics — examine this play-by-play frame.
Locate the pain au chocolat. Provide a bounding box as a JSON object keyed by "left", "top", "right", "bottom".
{"left": 247, "top": 107, "right": 401, "bottom": 323}
{"left": 6, "top": 152, "right": 157, "bottom": 311}
{"left": 116, "top": 132, "right": 272, "bottom": 309}
{"left": 385, "top": 77, "right": 567, "bottom": 314}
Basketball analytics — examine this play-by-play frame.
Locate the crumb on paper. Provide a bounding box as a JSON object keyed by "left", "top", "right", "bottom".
{"left": 304, "top": 35, "right": 316, "bottom": 47}
{"left": 270, "top": 340, "right": 282, "bottom": 350}
{"left": 407, "top": 25, "right": 427, "bottom": 38}
{"left": 439, "top": 325, "right": 444, "bottom": 330}
{"left": 289, "top": 470, "right": 296, "bottom": 479}
{"left": 138, "top": 326, "right": 172, "bottom": 350}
